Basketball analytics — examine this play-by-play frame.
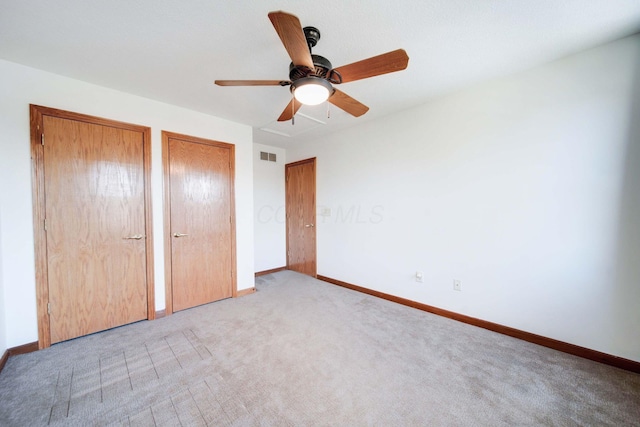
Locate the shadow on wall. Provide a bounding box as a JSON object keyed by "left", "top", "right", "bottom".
{"left": 612, "top": 41, "right": 640, "bottom": 361}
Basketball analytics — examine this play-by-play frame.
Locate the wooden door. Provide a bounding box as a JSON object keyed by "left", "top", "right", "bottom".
{"left": 286, "top": 158, "right": 317, "bottom": 277}
{"left": 163, "top": 132, "right": 236, "bottom": 313}
{"left": 30, "top": 105, "right": 154, "bottom": 347}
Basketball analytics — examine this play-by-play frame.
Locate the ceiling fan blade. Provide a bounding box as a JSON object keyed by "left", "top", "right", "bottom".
{"left": 215, "top": 80, "right": 290, "bottom": 86}
{"left": 328, "top": 89, "right": 369, "bottom": 117}
{"left": 332, "top": 49, "right": 409, "bottom": 83}
{"left": 268, "top": 11, "right": 315, "bottom": 70}
{"left": 278, "top": 97, "right": 303, "bottom": 122}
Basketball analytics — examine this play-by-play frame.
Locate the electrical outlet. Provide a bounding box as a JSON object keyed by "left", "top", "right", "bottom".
{"left": 415, "top": 271, "right": 424, "bottom": 283}
{"left": 453, "top": 280, "right": 461, "bottom": 291}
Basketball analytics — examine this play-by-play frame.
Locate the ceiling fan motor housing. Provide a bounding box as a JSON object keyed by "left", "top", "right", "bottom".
{"left": 289, "top": 54, "right": 333, "bottom": 80}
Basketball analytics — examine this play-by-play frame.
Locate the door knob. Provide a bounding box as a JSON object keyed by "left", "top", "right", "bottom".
{"left": 123, "top": 234, "right": 144, "bottom": 240}
{"left": 304, "top": 224, "right": 314, "bottom": 228}
{"left": 173, "top": 233, "right": 189, "bottom": 238}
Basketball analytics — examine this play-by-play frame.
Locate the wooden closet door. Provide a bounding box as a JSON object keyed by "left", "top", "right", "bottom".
{"left": 43, "top": 115, "right": 148, "bottom": 344}
{"left": 286, "top": 158, "right": 317, "bottom": 277}
{"left": 164, "top": 132, "right": 235, "bottom": 313}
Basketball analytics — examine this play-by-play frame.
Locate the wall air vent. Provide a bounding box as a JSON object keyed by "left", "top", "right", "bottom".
{"left": 260, "top": 151, "right": 277, "bottom": 162}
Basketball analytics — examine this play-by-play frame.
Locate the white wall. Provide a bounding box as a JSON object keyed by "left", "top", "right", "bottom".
{"left": 0, "top": 208, "right": 6, "bottom": 356}
{"left": 0, "top": 59, "right": 254, "bottom": 349}
{"left": 288, "top": 34, "right": 640, "bottom": 362}
{"left": 253, "top": 144, "right": 287, "bottom": 272}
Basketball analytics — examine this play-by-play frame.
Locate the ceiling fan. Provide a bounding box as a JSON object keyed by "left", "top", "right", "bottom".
{"left": 215, "top": 11, "right": 409, "bottom": 122}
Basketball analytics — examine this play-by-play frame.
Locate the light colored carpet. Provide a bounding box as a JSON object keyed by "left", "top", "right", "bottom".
{"left": 0, "top": 270, "right": 638, "bottom": 426}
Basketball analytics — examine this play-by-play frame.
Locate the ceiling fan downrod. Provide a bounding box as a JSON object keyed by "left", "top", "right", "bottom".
{"left": 303, "top": 26, "right": 320, "bottom": 52}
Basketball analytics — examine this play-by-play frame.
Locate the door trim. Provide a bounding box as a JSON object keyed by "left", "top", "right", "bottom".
{"left": 285, "top": 157, "right": 317, "bottom": 277}
{"left": 161, "top": 131, "right": 237, "bottom": 316}
{"left": 30, "top": 104, "right": 155, "bottom": 349}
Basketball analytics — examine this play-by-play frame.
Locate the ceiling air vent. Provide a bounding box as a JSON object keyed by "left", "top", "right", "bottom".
{"left": 260, "top": 151, "right": 277, "bottom": 162}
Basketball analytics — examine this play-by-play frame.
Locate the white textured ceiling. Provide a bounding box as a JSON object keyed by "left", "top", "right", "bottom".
{"left": 2, "top": 1, "right": 640, "bottom": 148}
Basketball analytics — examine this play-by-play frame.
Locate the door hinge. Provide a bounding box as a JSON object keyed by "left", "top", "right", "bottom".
{"left": 47, "top": 303, "right": 51, "bottom": 314}
{"left": 41, "top": 133, "right": 44, "bottom": 146}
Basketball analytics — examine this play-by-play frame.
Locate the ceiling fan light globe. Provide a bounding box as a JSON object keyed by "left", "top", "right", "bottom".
{"left": 292, "top": 77, "right": 333, "bottom": 106}
{"left": 294, "top": 83, "right": 330, "bottom": 105}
